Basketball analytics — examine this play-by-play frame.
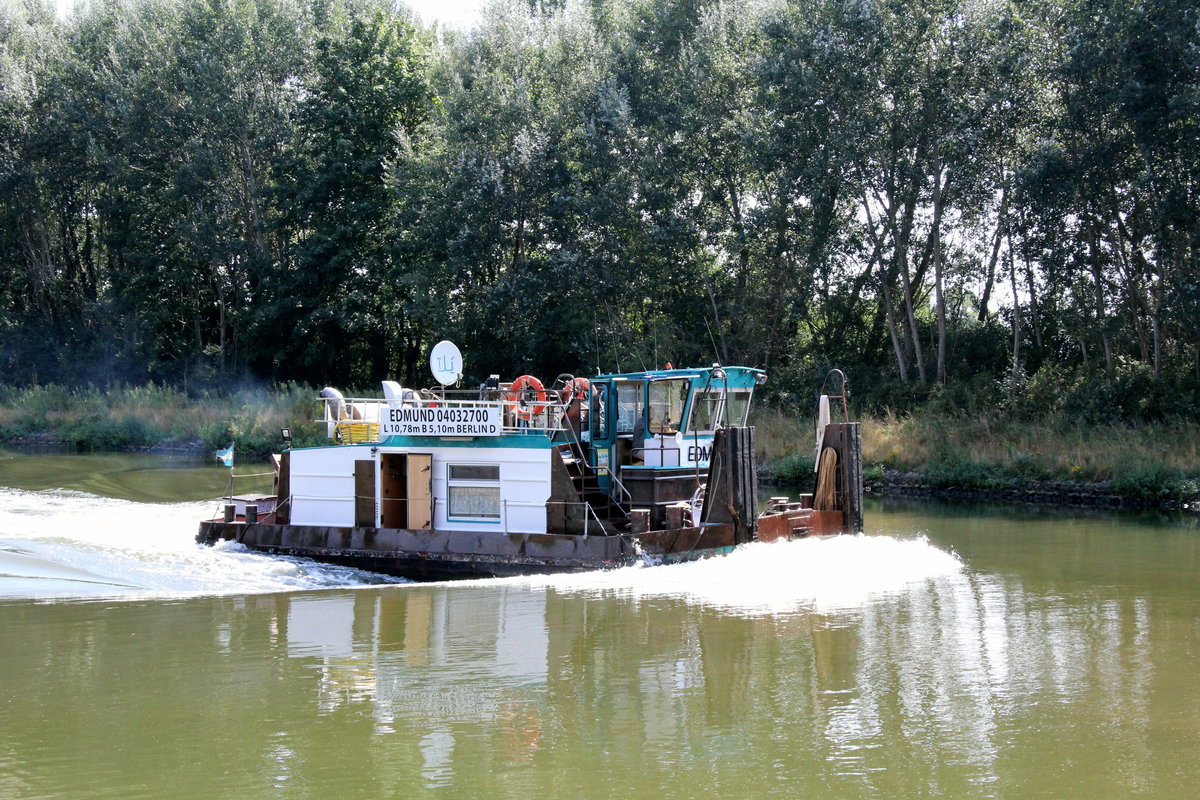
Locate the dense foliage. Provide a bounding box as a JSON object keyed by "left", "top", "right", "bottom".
{"left": 2, "top": 0, "right": 1197, "bottom": 420}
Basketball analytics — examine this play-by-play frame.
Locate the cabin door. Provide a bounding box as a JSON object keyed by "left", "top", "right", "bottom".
{"left": 380, "top": 454, "right": 433, "bottom": 530}
{"left": 589, "top": 380, "right": 614, "bottom": 491}
{"left": 406, "top": 454, "right": 432, "bottom": 530}
{"left": 354, "top": 460, "right": 376, "bottom": 527}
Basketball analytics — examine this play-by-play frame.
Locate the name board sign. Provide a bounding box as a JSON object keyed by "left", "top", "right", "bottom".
{"left": 380, "top": 405, "right": 501, "bottom": 437}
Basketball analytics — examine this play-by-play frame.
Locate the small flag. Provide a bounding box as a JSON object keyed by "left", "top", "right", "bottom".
{"left": 215, "top": 444, "right": 234, "bottom": 467}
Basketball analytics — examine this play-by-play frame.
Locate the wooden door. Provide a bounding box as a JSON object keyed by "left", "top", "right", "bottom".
{"left": 406, "top": 454, "right": 432, "bottom": 530}
{"left": 380, "top": 453, "right": 407, "bottom": 529}
{"left": 354, "top": 460, "right": 376, "bottom": 527}
{"left": 275, "top": 451, "right": 291, "bottom": 524}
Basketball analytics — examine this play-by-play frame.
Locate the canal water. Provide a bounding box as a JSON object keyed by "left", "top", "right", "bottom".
{"left": 1, "top": 450, "right": 1198, "bottom": 798}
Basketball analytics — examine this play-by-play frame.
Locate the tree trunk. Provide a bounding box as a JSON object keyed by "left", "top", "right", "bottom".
{"left": 1020, "top": 240, "right": 1043, "bottom": 352}
{"left": 896, "top": 195, "right": 926, "bottom": 385}
{"left": 1007, "top": 231, "right": 1021, "bottom": 378}
{"left": 218, "top": 286, "right": 227, "bottom": 382}
{"left": 1152, "top": 274, "right": 1162, "bottom": 381}
{"left": 862, "top": 194, "right": 908, "bottom": 381}
{"left": 931, "top": 146, "right": 947, "bottom": 385}
{"left": 978, "top": 185, "right": 1008, "bottom": 322}
{"left": 881, "top": 270, "right": 908, "bottom": 383}
{"left": 1086, "top": 219, "right": 1114, "bottom": 379}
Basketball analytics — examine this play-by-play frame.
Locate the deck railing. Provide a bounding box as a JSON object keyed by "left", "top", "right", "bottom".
{"left": 320, "top": 387, "right": 573, "bottom": 442}
{"left": 259, "top": 493, "right": 619, "bottom": 537}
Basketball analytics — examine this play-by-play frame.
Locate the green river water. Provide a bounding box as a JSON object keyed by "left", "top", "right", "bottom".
{"left": 1, "top": 449, "right": 1198, "bottom": 799}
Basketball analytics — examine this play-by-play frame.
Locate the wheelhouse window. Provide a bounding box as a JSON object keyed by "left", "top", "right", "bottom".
{"left": 685, "top": 388, "right": 753, "bottom": 431}
{"left": 725, "top": 389, "right": 752, "bottom": 427}
{"left": 447, "top": 464, "right": 500, "bottom": 520}
{"left": 648, "top": 379, "right": 688, "bottom": 434}
{"left": 616, "top": 381, "right": 643, "bottom": 434}
{"left": 590, "top": 381, "right": 611, "bottom": 440}
{"left": 687, "top": 389, "right": 722, "bottom": 432}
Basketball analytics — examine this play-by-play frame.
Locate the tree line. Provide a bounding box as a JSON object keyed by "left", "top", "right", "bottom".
{"left": 2, "top": 0, "right": 1197, "bottom": 419}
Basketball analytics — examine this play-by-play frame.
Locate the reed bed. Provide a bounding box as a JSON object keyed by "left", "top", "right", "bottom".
{"left": 755, "top": 406, "right": 1200, "bottom": 500}
{"left": 859, "top": 411, "right": 1200, "bottom": 481}
{"left": 0, "top": 383, "right": 325, "bottom": 457}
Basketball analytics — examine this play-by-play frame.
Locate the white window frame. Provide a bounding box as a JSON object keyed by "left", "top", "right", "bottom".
{"left": 446, "top": 463, "right": 501, "bottom": 523}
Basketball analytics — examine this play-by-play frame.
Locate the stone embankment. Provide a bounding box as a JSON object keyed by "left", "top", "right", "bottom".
{"left": 864, "top": 469, "right": 1198, "bottom": 510}
{"left": 2, "top": 432, "right": 204, "bottom": 455}
{"left": 761, "top": 465, "right": 1199, "bottom": 511}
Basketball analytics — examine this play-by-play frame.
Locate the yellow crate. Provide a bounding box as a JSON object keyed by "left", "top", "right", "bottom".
{"left": 334, "top": 421, "right": 380, "bottom": 444}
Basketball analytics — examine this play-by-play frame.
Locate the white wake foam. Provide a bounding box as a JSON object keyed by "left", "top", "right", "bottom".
{"left": 488, "top": 534, "right": 964, "bottom": 616}
{"left": 0, "top": 488, "right": 403, "bottom": 602}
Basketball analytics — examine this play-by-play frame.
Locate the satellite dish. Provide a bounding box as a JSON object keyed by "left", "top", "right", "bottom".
{"left": 430, "top": 340, "right": 463, "bottom": 386}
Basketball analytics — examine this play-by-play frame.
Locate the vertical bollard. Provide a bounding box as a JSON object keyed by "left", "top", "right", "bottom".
{"left": 224, "top": 504, "right": 235, "bottom": 523}
{"left": 246, "top": 504, "right": 258, "bottom": 525}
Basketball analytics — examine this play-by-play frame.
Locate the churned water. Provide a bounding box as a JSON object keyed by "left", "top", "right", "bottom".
{"left": 0, "top": 483, "right": 962, "bottom": 606}
{"left": 0, "top": 447, "right": 961, "bottom": 606}
{"left": 497, "top": 533, "right": 964, "bottom": 615}
{"left": 0, "top": 488, "right": 404, "bottom": 600}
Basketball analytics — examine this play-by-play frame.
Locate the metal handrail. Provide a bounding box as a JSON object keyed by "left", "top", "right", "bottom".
{"left": 268, "top": 494, "right": 619, "bottom": 537}
{"left": 318, "top": 395, "right": 572, "bottom": 436}
{"left": 601, "top": 466, "right": 633, "bottom": 508}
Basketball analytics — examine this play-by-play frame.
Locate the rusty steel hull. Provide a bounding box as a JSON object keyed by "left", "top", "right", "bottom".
{"left": 196, "top": 519, "right": 741, "bottom": 581}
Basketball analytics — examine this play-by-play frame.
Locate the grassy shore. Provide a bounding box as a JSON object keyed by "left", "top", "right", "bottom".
{"left": 0, "top": 383, "right": 326, "bottom": 460}
{"left": 756, "top": 408, "right": 1200, "bottom": 507}
{"left": 2, "top": 384, "right": 1197, "bottom": 507}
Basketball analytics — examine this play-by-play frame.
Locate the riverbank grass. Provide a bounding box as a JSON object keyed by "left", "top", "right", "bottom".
{"left": 0, "top": 383, "right": 325, "bottom": 459}
{"left": 3, "top": 387, "right": 1198, "bottom": 504}
{"left": 754, "top": 408, "right": 1200, "bottom": 503}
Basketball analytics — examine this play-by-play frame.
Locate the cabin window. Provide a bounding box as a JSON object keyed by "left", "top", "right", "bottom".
{"left": 590, "top": 381, "right": 611, "bottom": 440}
{"left": 447, "top": 464, "right": 501, "bottom": 520}
{"left": 687, "top": 389, "right": 723, "bottom": 432}
{"left": 648, "top": 379, "right": 688, "bottom": 434}
{"left": 725, "top": 390, "right": 752, "bottom": 427}
{"left": 615, "top": 382, "right": 643, "bottom": 434}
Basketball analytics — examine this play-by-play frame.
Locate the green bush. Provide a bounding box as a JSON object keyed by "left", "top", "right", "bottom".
{"left": 769, "top": 453, "right": 814, "bottom": 488}
{"left": 1000, "top": 451, "right": 1052, "bottom": 482}
{"left": 16, "top": 385, "right": 74, "bottom": 415}
{"left": 1110, "top": 465, "right": 1200, "bottom": 503}
{"left": 60, "top": 414, "right": 162, "bottom": 450}
{"left": 199, "top": 421, "right": 235, "bottom": 453}
{"left": 925, "top": 458, "right": 1000, "bottom": 490}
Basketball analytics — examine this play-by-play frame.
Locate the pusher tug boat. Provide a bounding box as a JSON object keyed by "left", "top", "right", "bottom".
{"left": 197, "top": 342, "right": 864, "bottom": 581}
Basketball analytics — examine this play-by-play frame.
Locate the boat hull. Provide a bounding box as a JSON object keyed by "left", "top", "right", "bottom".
{"left": 197, "top": 519, "right": 740, "bottom": 581}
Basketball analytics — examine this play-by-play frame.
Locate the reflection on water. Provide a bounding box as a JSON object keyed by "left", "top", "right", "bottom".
{"left": 1, "top": 459, "right": 1199, "bottom": 798}
{"left": 6, "top": 553, "right": 1188, "bottom": 799}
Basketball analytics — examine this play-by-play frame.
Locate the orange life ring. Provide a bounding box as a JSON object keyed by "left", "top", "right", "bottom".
{"left": 504, "top": 375, "right": 547, "bottom": 419}
{"left": 558, "top": 377, "right": 590, "bottom": 422}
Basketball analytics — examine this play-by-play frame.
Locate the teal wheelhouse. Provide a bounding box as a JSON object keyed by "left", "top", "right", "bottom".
{"left": 586, "top": 366, "right": 764, "bottom": 494}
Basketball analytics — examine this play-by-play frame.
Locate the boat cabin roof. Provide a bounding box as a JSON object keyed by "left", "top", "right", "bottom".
{"left": 594, "top": 365, "right": 764, "bottom": 389}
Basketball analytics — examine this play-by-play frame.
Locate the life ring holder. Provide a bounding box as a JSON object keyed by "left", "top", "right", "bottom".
{"left": 504, "top": 375, "right": 547, "bottom": 420}
{"left": 558, "top": 376, "right": 591, "bottom": 423}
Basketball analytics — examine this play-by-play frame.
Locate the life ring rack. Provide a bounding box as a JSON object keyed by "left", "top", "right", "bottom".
{"left": 557, "top": 376, "right": 591, "bottom": 423}
{"left": 504, "top": 375, "right": 548, "bottom": 420}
